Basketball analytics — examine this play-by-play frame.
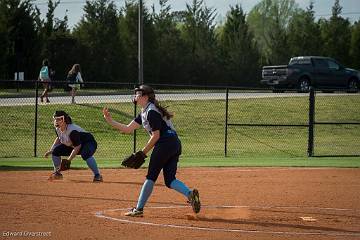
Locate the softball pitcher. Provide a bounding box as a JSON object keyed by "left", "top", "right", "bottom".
{"left": 103, "top": 85, "right": 201, "bottom": 217}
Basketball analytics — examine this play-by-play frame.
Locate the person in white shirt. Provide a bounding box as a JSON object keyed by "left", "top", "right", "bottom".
{"left": 38, "top": 59, "right": 53, "bottom": 103}
{"left": 66, "top": 64, "right": 84, "bottom": 104}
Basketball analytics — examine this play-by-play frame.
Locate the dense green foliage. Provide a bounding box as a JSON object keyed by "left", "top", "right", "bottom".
{"left": 0, "top": 0, "right": 359, "bottom": 85}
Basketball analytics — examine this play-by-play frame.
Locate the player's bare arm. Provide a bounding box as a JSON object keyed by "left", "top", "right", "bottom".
{"left": 142, "top": 130, "right": 160, "bottom": 155}
{"left": 44, "top": 137, "right": 60, "bottom": 157}
{"left": 102, "top": 107, "right": 140, "bottom": 134}
{"left": 67, "top": 144, "right": 81, "bottom": 161}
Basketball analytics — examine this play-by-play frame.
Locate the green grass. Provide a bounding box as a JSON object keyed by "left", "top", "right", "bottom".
{"left": 1, "top": 155, "right": 359, "bottom": 170}
{"left": 1, "top": 94, "right": 359, "bottom": 168}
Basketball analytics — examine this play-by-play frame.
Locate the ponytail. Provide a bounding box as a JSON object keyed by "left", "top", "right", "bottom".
{"left": 135, "top": 85, "right": 174, "bottom": 119}
{"left": 151, "top": 98, "right": 174, "bottom": 120}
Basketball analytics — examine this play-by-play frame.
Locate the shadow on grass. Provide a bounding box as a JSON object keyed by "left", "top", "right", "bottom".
{"left": 232, "top": 128, "right": 302, "bottom": 157}
{"left": 78, "top": 103, "right": 133, "bottom": 119}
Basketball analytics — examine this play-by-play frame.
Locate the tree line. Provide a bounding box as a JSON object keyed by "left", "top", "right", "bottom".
{"left": 0, "top": 0, "right": 359, "bottom": 87}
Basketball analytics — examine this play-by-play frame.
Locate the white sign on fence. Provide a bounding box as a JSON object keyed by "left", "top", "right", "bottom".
{"left": 14, "top": 72, "right": 24, "bottom": 81}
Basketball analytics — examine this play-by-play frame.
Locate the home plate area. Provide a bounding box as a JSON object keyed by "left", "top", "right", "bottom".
{"left": 96, "top": 205, "right": 360, "bottom": 237}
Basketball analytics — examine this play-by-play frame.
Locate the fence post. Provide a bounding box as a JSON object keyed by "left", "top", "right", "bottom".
{"left": 133, "top": 94, "right": 137, "bottom": 153}
{"left": 307, "top": 87, "right": 315, "bottom": 157}
{"left": 224, "top": 88, "right": 229, "bottom": 157}
{"left": 34, "top": 80, "right": 39, "bottom": 157}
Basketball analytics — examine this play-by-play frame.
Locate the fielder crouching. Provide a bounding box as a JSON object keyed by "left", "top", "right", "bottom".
{"left": 103, "top": 85, "right": 201, "bottom": 217}
{"left": 44, "top": 110, "right": 103, "bottom": 182}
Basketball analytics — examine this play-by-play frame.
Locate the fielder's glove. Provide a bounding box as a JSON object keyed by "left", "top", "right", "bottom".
{"left": 121, "top": 151, "right": 147, "bottom": 169}
{"left": 60, "top": 159, "right": 71, "bottom": 171}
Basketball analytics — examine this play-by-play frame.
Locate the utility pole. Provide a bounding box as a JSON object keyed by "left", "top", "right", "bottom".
{"left": 134, "top": 0, "right": 144, "bottom": 153}
{"left": 138, "top": 0, "right": 144, "bottom": 85}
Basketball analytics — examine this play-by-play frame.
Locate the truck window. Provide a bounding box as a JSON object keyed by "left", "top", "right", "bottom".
{"left": 313, "top": 59, "right": 328, "bottom": 68}
{"left": 327, "top": 60, "right": 340, "bottom": 70}
{"left": 289, "top": 58, "right": 311, "bottom": 65}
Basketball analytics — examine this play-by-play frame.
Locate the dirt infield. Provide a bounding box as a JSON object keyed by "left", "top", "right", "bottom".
{"left": 1, "top": 167, "right": 359, "bottom": 240}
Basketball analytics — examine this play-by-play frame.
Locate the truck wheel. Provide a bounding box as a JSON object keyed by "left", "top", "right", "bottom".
{"left": 298, "top": 78, "right": 310, "bottom": 93}
{"left": 347, "top": 79, "right": 359, "bottom": 93}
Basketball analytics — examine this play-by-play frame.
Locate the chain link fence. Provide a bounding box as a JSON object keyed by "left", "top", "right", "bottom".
{"left": 1, "top": 81, "right": 359, "bottom": 158}
{"left": 225, "top": 89, "right": 310, "bottom": 157}
{"left": 313, "top": 93, "right": 360, "bottom": 156}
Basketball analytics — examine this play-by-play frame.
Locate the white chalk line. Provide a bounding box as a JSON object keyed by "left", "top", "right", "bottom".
{"left": 95, "top": 205, "right": 360, "bottom": 237}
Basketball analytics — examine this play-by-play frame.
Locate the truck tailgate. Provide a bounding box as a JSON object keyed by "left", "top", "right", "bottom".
{"left": 262, "top": 65, "right": 288, "bottom": 77}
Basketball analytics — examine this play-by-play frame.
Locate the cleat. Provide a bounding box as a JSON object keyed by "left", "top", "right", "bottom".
{"left": 188, "top": 189, "right": 201, "bottom": 214}
{"left": 93, "top": 174, "right": 103, "bottom": 183}
{"left": 48, "top": 171, "right": 63, "bottom": 181}
{"left": 124, "top": 208, "right": 143, "bottom": 217}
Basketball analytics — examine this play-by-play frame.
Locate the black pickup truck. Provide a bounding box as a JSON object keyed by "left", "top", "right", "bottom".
{"left": 261, "top": 56, "right": 359, "bottom": 92}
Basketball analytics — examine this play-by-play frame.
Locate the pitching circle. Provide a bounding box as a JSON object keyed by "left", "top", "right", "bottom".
{"left": 95, "top": 205, "right": 360, "bottom": 237}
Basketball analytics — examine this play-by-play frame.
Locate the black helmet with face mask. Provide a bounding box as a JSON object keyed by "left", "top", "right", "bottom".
{"left": 53, "top": 111, "right": 72, "bottom": 127}
{"left": 133, "top": 85, "right": 155, "bottom": 104}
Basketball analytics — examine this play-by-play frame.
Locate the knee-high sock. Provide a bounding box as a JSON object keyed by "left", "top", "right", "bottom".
{"left": 86, "top": 156, "right": 100, "bottom": 176}
{"left": 170, "top": 179, "right": 191, "bottom": 198}
{"left": 136, "top": 179, "right": 155, "bottom": 210}
{"left": 52, "top": 155, "right": 61, "bottom": 172}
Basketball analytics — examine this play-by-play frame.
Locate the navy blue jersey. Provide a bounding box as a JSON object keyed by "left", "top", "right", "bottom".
{"left": 55, "top": 124, "right": 95, "bottom": 147}
{"left": 134, "top": 102, "right": 177, "bottom": 142}
{"left": 68, "top": 131, "right": 95, "bottom": 147}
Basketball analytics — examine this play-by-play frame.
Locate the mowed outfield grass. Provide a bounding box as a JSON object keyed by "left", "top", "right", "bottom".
{"left": 1, "top": 94, "right": 359, "bottom": 169}
{"left": 1, "top": 156, "right": 360, "bottom": 170}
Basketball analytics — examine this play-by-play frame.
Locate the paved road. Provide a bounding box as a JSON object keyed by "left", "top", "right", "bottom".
{"left": 0, "top": 92, "right": 354, "bottom": 106}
